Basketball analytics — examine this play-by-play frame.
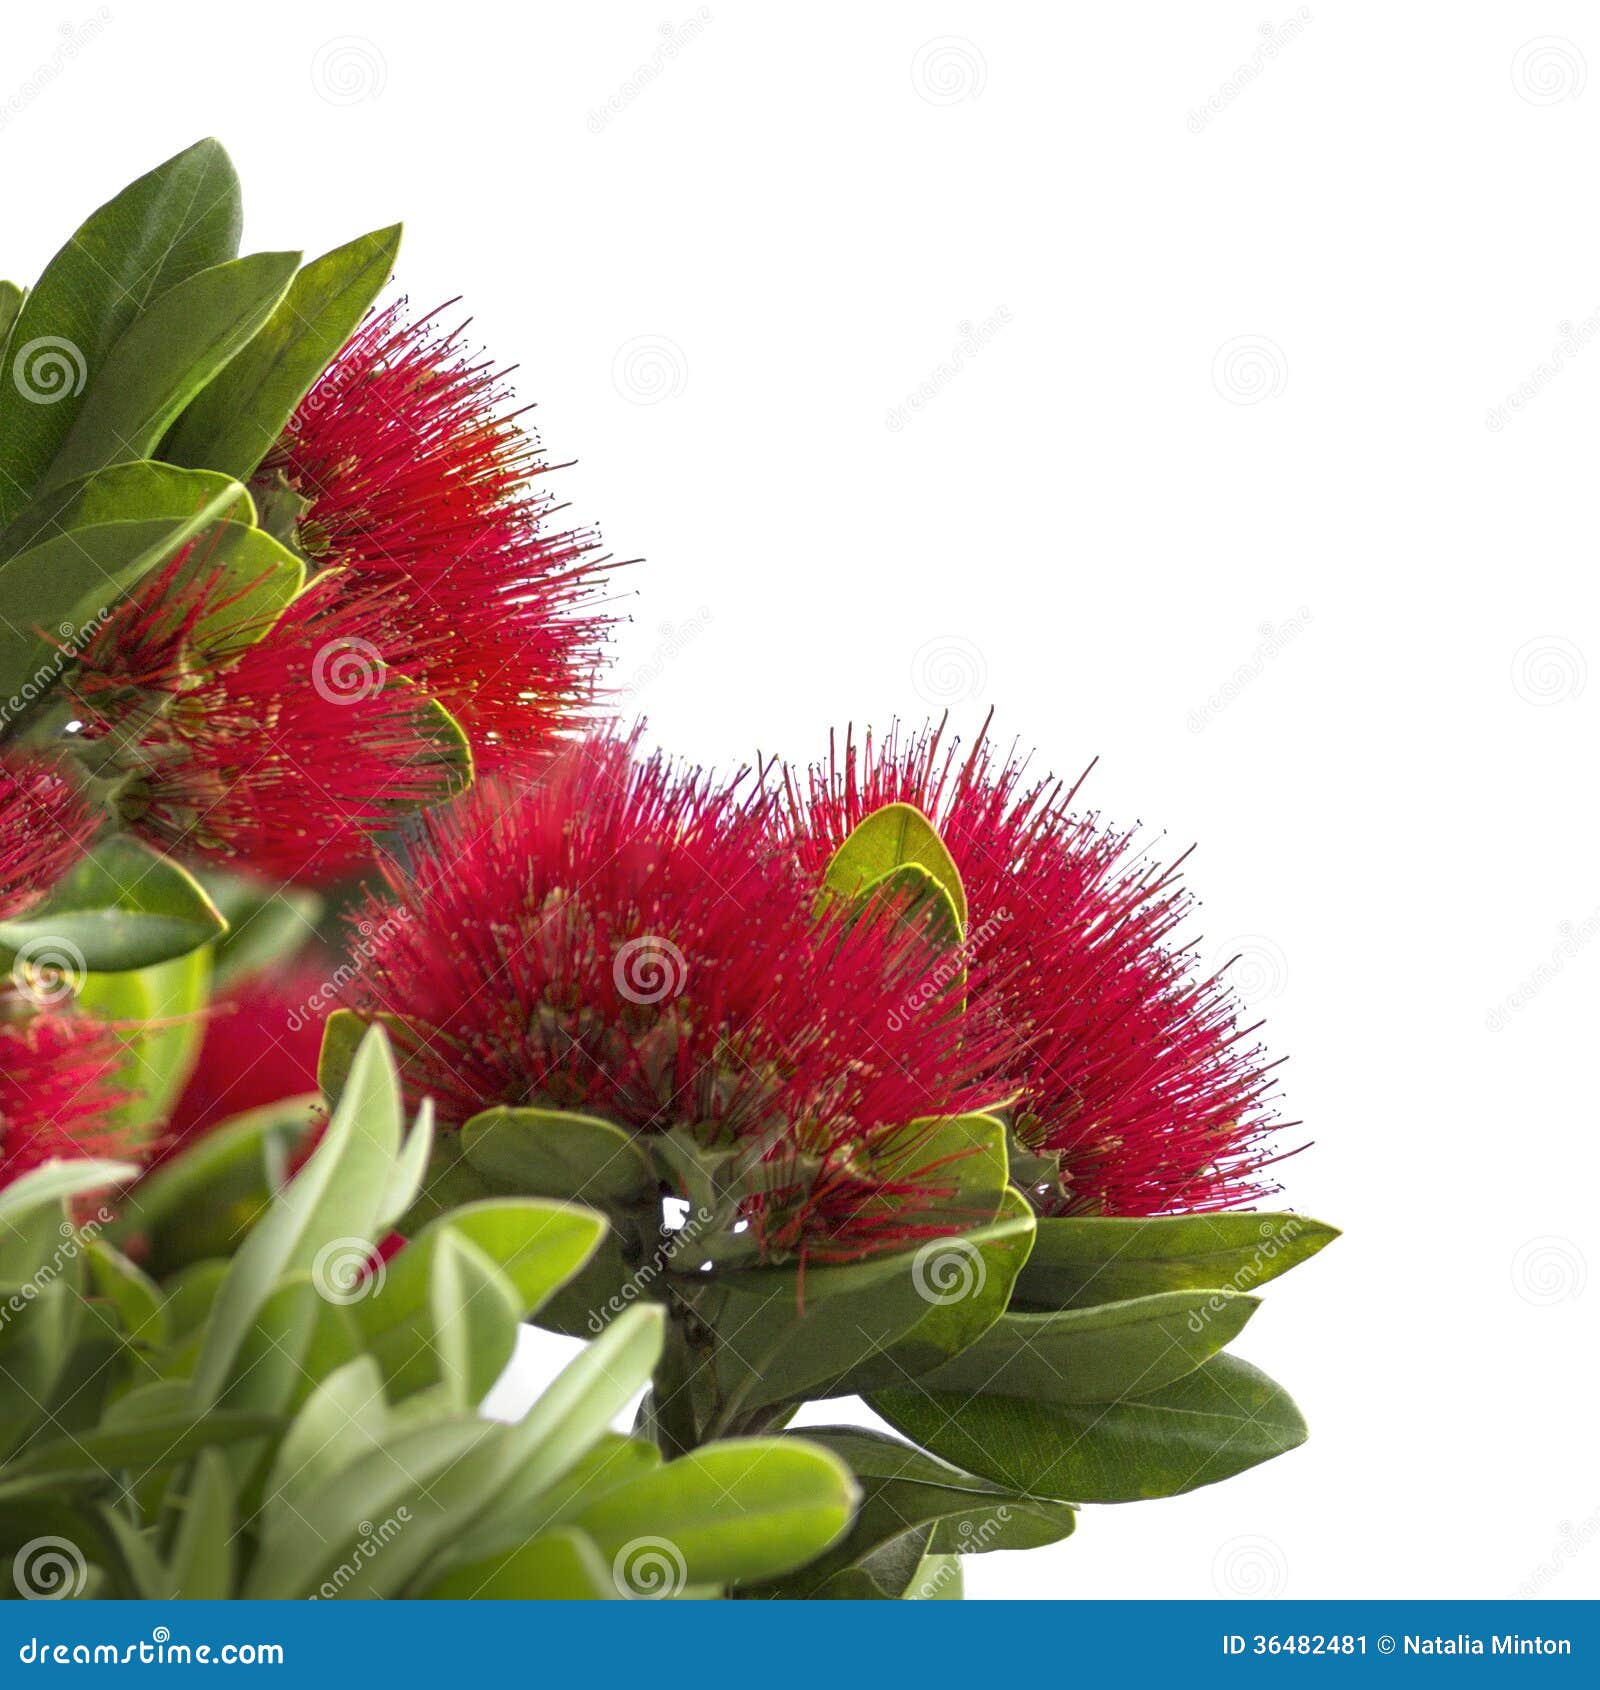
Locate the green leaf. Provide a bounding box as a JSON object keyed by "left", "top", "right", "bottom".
{"left": 168, "top": 1447, "right": 235, "bottom": 1599}
{"left": 572, "top": 1437, "right": 857, "bottom": 1591}
{"left": 109, "top": 1095, "right": 315, "bottom": 1275}
{"left": 0, "top": 835, "right": 226, "bottom": 972}
{"left": 202, "top": 872, "right": 321, "bottom": 987}
{"left": 431, "top": 1231, "right": 523, "bottom": 1407}
{"left": 164, "top": 224, "right": 402, "bottom": 480}
{"left": 0, "top": 139, "right": 242, "bottom": 527}
{"left": 674, "top": 1247, "right": 947, "bottom": 1425}
{"left": 1, "top": 1412, "right": 281, "bottom": 1488}
{"left": 420, "top": 1527, "right": 618, "bottom": 1600}
{"left": 39, "top": 251, "right": 300, "bottom": 495}
{"left": 1015, "top": 1212, "right": 1341, "bottom": 1309}
{"left": 0, "top": 474, "right": 247, "bottom": 706}
{"left": 822, "top": 801, "right": 968, "bottom": 932}
{"left": 85, "top": 1241, "right": 166, "bottom": 1349}
{"left": 906, "top": 1552, "right": 964, "bottom": 1599}
{"left": 825, "top": 1193, "right": 1036, "bottom": 1394}
{"left": 461, "top": 1105, "right": 655, "bottom": 1207}
{"left": 751, "top": 1426, "right": 1074, "bottom": 1596}
{"left": 190, "top": 1023, "right": 401, "bottom": 1407}
{"left": 0, "top": 281, "right": 22, "bottom": 358}
{"left": 264, "top": 1357, "right": 390, "bottom": 1521}
{"left": 0, "top": 458, "right": 252, "bottom": 566}
{"left": 871, "top": 1353, "right": 1309, "bottom": 1503}
{"left": 0, "top": 1159, "right": 138, "bottom": 1232}
{"left": 914, "top": 1287, "right": 1257, "bottom": 1403}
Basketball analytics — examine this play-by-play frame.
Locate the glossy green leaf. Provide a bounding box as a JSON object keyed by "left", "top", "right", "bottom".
{"left": 461, "top": 1105, "right": 654, "bottom": 1206}
{"left": 0, "top": 835, "right": 226, "bottom": 972}
{"left": 39, "top": 251, "right": 300, "bottom": 495}
{"left": 871, "top": 1353, "right": 1308, "bottom": 1503}
{"left": 0, "top": 281, "right": 22, "bottom": 358}
{"left": 165, "top": 224, "right": 401, "bottom": 480}
{"left": 1015, "top": 1211, "right": 1341, "bottom": 1309}
{"left": 0, "top": 139, "right": 242, "bottom": 527}
{"left": 917, "top": 1287, "right": 1257, "bottom": 1404}
{"left": 822, "top": 801, "right": 968, "bottom": 932}
{"left": 0, "top": 458, "right": 252, "bottom": 566}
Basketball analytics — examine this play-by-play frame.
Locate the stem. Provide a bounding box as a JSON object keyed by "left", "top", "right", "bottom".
{"left": 650, "top": 1306, "right": 703, "bottom": 1460}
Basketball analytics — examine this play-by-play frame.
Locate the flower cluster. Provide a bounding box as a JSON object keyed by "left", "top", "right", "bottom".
{"left": 345, "top": 737, "right": 1009, "bottom": 1262}
{"left": 785, "top": 719, "right": 1288, "bottom": 1217}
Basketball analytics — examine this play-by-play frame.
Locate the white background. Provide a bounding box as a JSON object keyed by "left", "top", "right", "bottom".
{"left": 5, "top": 1, "right": 1597, "bottom": 1600}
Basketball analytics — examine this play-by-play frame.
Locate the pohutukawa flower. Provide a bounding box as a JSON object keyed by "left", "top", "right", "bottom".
{"left": 785, "top": 718, "right": 1291, "bottom": 1218}
{"left": 154, "top": 965, "right": 326, "bottom": 1166}
{"left": 0, "top": 1001, "right": 131, "bottom": 1189}
{"left": 0, "top": 756, "right": 97, "bottom": 920}
{"left": 71, "top": 574, "right": 467, "bottom": 885}
{"left": 258, "top": 300, "right": 612, "bottom": 776}
{"left": 345, "top": 737, "right": 1006, "bottom": 1263}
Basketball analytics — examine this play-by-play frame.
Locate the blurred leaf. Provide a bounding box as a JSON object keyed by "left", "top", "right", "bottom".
{"left": 201, "top": 872, "right": 321, "bottom": 988}
{"left": 0, "top": 139, "right": 242, "bottom": 527}
{"left": 190, "top": 1023, "right": 400, "bottom": 1406}
{"left": 0, "top": 834, "right": 226, "bottom": 973}
{"left": 420, "top": 1526, "right": 617, "bottom": 1600}
{"left": 430, "top": 1231, "right": 522, "bottom": 1408}
{"left": 168, "top": 1447, "right": 234, "bottom": 1599}
{"left": 165, "top": 224, "right": 401, "bottom": 480}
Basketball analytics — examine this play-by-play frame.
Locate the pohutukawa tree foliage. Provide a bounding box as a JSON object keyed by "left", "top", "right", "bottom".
{"left": 0, "top": 140, "right": 1337, "bottom": 1603}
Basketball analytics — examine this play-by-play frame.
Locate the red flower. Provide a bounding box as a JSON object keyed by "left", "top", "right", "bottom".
{"left": 346, "top": 737, "right": 1005, "bottom": 1263}
{"left": 74, "top": 574, "right": 468, "bottom": 885}
{"left": 786, "top": 719, "right": 1291, "bottom": 1217}
{"left": 0, "top": 756, "right": 96, "bottom": 920}
{"left": 0, "top": 1004, "right": 131, "bottom": 1189}
{"left": 259, "top": 301, "right": 612, "bottom": 777}
{"left": 155, "top": 965, "right": 327, "bottom": 1165}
